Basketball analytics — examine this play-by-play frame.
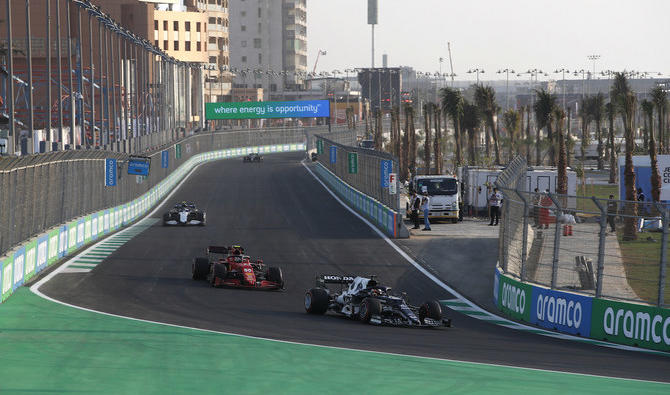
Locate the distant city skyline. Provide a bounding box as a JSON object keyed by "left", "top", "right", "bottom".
{"left": 307, "top": 0, "right": 670, "bottom": 82}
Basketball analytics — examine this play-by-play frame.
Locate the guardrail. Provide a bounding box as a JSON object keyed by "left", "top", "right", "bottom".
{"left": 494, "top": 156, "right": 670, "bottom": 352}
{"left": 0, "top": 139, "right": 306, "bottom": 304}
{"left": 313, "top": 134, "right": 398, "bottom": 210}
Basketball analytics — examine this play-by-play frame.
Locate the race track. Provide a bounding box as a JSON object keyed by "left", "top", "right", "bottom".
{"left": 39, "top": 152, "right": 670, "bottom": 382}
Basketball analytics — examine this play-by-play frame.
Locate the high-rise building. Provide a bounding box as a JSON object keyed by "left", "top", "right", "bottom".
{"left": 229, "top": 0, "right": 307, "bottom": 101}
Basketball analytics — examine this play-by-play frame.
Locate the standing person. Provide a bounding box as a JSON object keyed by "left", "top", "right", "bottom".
{"left": 532, "top": 188, "right": 541, "bottom": 227}
{"left": 637, "top": 187, "right": 645, "bottom": 202}
{"left": 421, "top": 193, "right": 431, "bottom": 231}
{"left": 488, "top": 187, "right": 503, "bottom": 226}
{"left": 409, "top": 191, "right": 421, "bottom": 229}
{"left": 607, "top": 194, "right": 618, "bottom": 233}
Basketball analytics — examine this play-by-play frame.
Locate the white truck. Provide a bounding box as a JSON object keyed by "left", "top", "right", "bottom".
{"left": 409, "top": 175, "right": 461, "bottom": 223}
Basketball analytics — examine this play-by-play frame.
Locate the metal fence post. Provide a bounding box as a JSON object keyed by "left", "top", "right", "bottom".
{"left": 548, "top": 193, "right": 563, "bottom": 290}
{"left": 655, "top": 202, "right": 668, "bottom": 307}
{"left": 515, "top": 188, "right": 530, "bottom": 281}
{"left": 592, "top": 197, "right": 608, "bottom": 298}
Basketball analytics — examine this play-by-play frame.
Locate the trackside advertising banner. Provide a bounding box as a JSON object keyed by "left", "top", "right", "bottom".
{"left": 206, "top": 100, "right": 330, "bottom": 120}
{"left": 530, "top": 286, "right": 592, "bottom": 337}
{"left": 497, "top": 272, "right": 532, "bottom": 322}
{"left": 591, "top": 299, "right": 670, "bottom": 352}
{"left": 0, "top": 142, "right": 306, "bottom": 304}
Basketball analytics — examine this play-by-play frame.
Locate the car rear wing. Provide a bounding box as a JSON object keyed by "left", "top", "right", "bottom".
{"left": 207, "top": 246, "right": 229, "bottom": 254}
{"left": 318, "top": 275, "right": 356, "bottom": 284}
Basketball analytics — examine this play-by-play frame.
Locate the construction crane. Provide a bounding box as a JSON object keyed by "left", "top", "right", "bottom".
{"left": 312, "top": 50, "right": 327, "bottom": 74}
{"left": 447, "top": 42, "right": 455, "bottom": 86}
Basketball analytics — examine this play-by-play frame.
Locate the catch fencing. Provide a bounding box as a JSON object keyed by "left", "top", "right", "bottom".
{"left": 314, "top": 134, "right": 399, "bottom": 210}
{"left": 0, "top": 127, "right": 310, "bottom": 257}
{"left": 496, "top": 156, "right": 668, "bottom": 308}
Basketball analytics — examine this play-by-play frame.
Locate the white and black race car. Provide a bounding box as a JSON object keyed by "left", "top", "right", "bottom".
{"left": 243, "top": 153, "right": 263, "bottom": 162}
{"left": 163, "top": 201, "right": 206, "bottom": 226}
{"left": 304, "top": 275, "right": 451, "bottom": 327}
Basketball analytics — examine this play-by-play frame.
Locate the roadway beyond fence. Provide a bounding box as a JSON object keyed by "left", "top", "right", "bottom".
{"left": 495, "top": 156, "right": 670, "bottom": 352}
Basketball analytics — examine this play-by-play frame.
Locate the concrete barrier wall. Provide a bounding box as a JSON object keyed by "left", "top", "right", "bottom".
{"left": 313, "top": 162, "right": 404, "bottom": 238}
{"left": 0, "top": 142, "right": 306, "bottom": 304}
{"left": 495, "top": 267, "right": 670, "bottom": 352}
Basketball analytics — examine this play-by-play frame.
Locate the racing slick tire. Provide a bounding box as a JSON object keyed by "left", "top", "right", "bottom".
{"left": 359, "top": 298, "right": 382, "bottom": 323}
{"left": 197, "top": 211, "right": 206, "bottom": 226}
{"left": 267, "top": 266, "right": 284, "bottom": 288}
{"left": 192, "top": 257, "right": 210, "bottom": 280}
{"left": 211, "top": 263, "right": 227, "bottom": 287}
{"left": 419, "top": 300, "right": 443, "bottom": 324}
{"left": 305, "top": 288, "right": 329, "bottom": 314}
{"left": 162, "top": 212, "right": 171, "bottom": 226}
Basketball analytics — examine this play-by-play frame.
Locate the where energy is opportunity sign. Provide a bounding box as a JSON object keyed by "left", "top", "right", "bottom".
{"left": 206, "top": 100, "right": 330, "bottom": 120}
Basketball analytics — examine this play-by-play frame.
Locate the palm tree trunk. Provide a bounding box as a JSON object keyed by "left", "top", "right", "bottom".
{"left": 608, "top": 114, "right": 616, "bottom": 184}
{"left": 547, "top": 122, "right": 555, "bottom": 166}
{"left": 649, "top": 114, "right": 661, "bottom": 202}
{"left": 434, "top": 106, "right": 442, "bottom": 174}
{"left": 374, "top": 110, "right": 383, "bottom": 150}
{"left": 424, "top": 105, "right": 432, "bottom": 174}
{"left": 409, "top": 110, "right": 417, "bottom": 177}
{"left": 454, "top": 115, "right": 462, "bottom": 167}
{"left": 557, "top": 116, "right": 567, "bottom": 194}
{"left": 567, "top": 107, "right": 572, "bottom": 168}
{"left": 491, "top": 116, "right": 501, "bottom": 165}
{"left": 581, "top": 116, "right": 588, "bottom": 164}
{"left": 642, "top": 116, "right": 649, "bottom": 152}
{"left": 526, "top": 109, "right": 532, "bottom": 163}
{"left": 535, "top": 126, "right": 542, "bottom": 166}
{"left": 659, "top": 107, "right": 665, "bottom": 154}
{"left": 468, "top": 128, "right": 476, "bottom": 164}
{"left": 401, "top": 108, "right": 410, "bottom": 181}
{"left": 596, "top": 119, "right": 604, "bottom": 170}
{"left": 484, "top": 122, "right": 490, "bottom": 158}
{"left": 623, "top": 108, "right": 638, "bottom": 241}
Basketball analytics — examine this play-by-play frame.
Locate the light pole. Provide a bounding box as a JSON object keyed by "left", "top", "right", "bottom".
{"left": 497, "top": 68, "right": 515, "bottom": 111}
{"left": 467, "top": 68, "right": 485, "bottom": 84}
{"left": 554, "top": 68, "right": 570, "bottom": 110}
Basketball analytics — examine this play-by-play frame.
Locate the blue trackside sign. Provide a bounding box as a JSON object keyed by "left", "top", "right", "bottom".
{"left": 530, "top": 286, "right": 593, "bottom": 337}
{"left": 127, "top": 156, "right": 150, "bottom": 176}
{"left": 380, "top": 160, "right": 392, "bottom": 188}
{"left": 330, "top": 146, "right": 337, "bottom": 164}
{"left": 161, "top": 150, "right": 169, "bottom": 168}
{"left": 105, "top": 158, "right": 117, "bottom": 186}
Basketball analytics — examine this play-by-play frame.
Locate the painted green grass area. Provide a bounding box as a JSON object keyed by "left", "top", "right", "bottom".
{"left": 0, "top": 289, "right": 667, "bottom": 394}
{"left": 617, "top": 230, "right": 668, "bottom": 305}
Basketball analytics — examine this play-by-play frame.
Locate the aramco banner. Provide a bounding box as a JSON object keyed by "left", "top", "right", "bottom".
{"left": 206, "top": 100, "right": 330, "bottom": 120}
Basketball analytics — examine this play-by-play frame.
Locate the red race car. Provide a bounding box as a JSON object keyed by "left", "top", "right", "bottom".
{"left": 192, "top": 245, "right": 284, "bottom": 290}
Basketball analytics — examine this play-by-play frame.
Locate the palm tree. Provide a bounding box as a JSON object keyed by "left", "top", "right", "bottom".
{"left": 433, "top": 103, "right": 443, "bottom": 174}
{"left": 554, "top": 108, "right": 568, "bottom": 194}
{"left": 440, "top": 87, "right": 464, "bottom": 166}
{"left": 423, "top": 103, "right": 432, "bottom": 174}
{"left": 474, "top": 84, "right": 501, "bottom": 164}
{"left": 533, "top": 88, "right": 558, "bottom": 165}
{"left": 462, "top": 100, "right": 481, "bottom": 164}
{"left": 579, "top": 96, "right": 591, "bottom": 164}
{"left": 611, "top": 72, "right": 638, "bottom": 240}
{"left": 642, "top": 100, "right": 661, "bottom": 202}
{"left": 502, "top": 109, "right": 520, "bottom": 161}
{"left": 651, "top": 86, "right": 667, "bottom": 153}
{"left": 591, "top": 93, "right": 605, "bottom": 170}
{"left": 605, "top": 102, "right": 617, "bottom": 184}
{"left": 566, "top": 106, "right": 573, "bottom": 168}
{"left": 525, "top": 105, "right": 532, "bottom": 163}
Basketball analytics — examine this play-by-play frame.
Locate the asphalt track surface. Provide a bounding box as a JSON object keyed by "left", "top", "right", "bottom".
{"left": 40, "top": 152, "right": 670, "bottom": 382}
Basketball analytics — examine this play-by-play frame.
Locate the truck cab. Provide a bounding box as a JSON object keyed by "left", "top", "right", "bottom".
{"left": 411, "top": 175, "right": 460, "bottom": 223}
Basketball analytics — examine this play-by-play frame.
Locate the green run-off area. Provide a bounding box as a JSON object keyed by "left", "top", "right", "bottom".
{"left": 0, "top": 288, "right": 667, "bottom": 394}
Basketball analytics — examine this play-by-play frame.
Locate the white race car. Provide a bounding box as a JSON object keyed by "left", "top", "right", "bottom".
{"left": 163, "top": 202, "right": 206, "bottom": 226}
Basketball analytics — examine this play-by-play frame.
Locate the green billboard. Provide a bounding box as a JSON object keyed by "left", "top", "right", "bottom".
{"left": 316, "top": 139, "right": 324, "bottom": 154}
{"left": 591, "top": 298, "right": 670, "bottom": 352}
{"left": 206, "top": 100, "right": 330, "bottom": 120}
{"left": 348, "top": 152, "right": 358, "bottom": 174}
{"left": 498, "top": 273, "right": 532, "bottom": 322}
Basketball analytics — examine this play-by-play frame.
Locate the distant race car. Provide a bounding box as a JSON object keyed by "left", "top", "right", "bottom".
{"left": 304, "top": 275, "right": 451, "bottom": 327}
{"left": 243, "top": 153, "right": 263, "bottom": 162}
{"left": 163, "top": 201, "right": 206, "bottom": 226}
{"left": 192, "top": 245, "right": 284, "bottom": 290}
